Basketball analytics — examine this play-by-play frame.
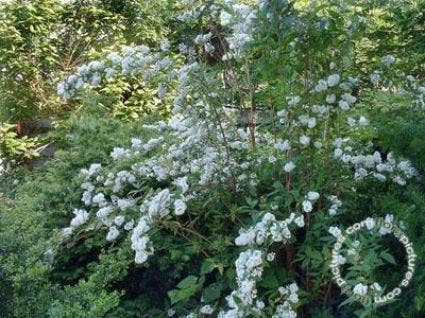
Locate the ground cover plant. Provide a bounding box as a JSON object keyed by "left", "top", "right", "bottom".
{"left": 1, "top": 1, "right": 425, "bottom": 317}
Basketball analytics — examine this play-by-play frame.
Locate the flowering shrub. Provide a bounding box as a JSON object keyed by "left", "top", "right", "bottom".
{"left": 1, "top": 1, "right": 425, "bottom": 318}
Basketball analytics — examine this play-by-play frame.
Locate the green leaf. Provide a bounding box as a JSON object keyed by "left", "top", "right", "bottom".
{"left": 168, "top": 275, "right": 200, "bottom": 305}
{"left": 380, "top": 251, "right": 396, "bottom": 265}
{"left": 177, "top": 275, "right": 198, "bottom": 289}
{"left": 202, "top": 282, "right": 222, "bottom": 303}
{"left": 201, "top": 259, "right": 217, "bottom": 275}
{"left": 258, "top": 268, "right": 280, "bottom": 289}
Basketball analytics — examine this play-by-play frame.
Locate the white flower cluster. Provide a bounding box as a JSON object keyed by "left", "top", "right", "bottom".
{"left": 57, "top": 45, "right": 173, "bottom": 99}
{"left": 353, "top": 283, "right": 368, "bottom": 296}
{"left": 352, "top": 282, "right": 382, "bottom": 298}
{"left": 328, "top": 226, "right": 342, "bottom": 238}
{"left": 218, "top": 249, "right": 264, "bottom": 317}
{"left": 333, "top": 139, "right": 419, "bottom": 185}
{"left": 194, "top": 32, "right": 215, "bottom": 53}
{"left": 235, "top": 212, "right": 304, "bottom": 247}
{"left": 62, "top": 208, "right": 90, "bottom": 238}
{"left": 302, "top": 191, "right": 320, "bottom": 213}
{"left": 220, "top": 1, "right": 256, "bottom": 59}
{"left": 61, "top": 55, "right": 245, "bottom": 264}
{"left": 200, "top": 304, "right": 215, "bottom": 315}
{"left": 177, "top": 0, "right": 220, "bottom": 23}
{"left": 312, "top": 74, "right": 358, "bottom": 116}
{"left": 378, "top": 214, "right": 394, "bottom": 235}
{"left": 216, "top": 208, "right": 303, "bottom": 317}
{"left": 381, "top": 54, "right": 396, "bottom": 67}
{"left": 327, "top": 195, "right": 342, "bottom": 216}
{"left": 273, "top": 283, "right": 299, "bottom": 318}
{"left": 312, "top": 74, "right": 358, "bottom": 111}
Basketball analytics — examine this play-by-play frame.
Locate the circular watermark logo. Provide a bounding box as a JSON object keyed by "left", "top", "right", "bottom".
{"left": 330, "top": 217, "right": 416, "bottom": 306}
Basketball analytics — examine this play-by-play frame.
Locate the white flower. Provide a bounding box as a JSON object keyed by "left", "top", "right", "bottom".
{"left": 110, "top": 147, "right": 132, "bottom": 160}
{"left": 269, "top": 156, "right": 277, "bottom": 163}
{"left": 314, "top": 141, "right": 323, "bottom": 149}
{"left": 328, "top": 226, "right": 342, "bottom": 238}
{"left": 288, "top": 95, "right": 301, "bottom": 106}
{"left": 307, "top": 191, "right": 320, "bottom": 201}
{"left": 173, "top": 176, "right": 189, "bottom": 193}
{"left": 106, "top": 226, "right": 120, "bottom": 241}
{"left": 353, "top": 283, "right": 368, "bottom": 296}
{"left": 289, "top": 292, "right": 299, "bottom": 303}
{"left": 284, "top": 161, "right": 296, "bottom": 173}
{"left": 235, "top": 249, "right": 264, "bottom": 281}
{"left": 382, "top": 54, "right": 395, "bottom": 66}
{"left": 92, "top": 192, "right": 107, "bottom": 207}
{"left": 326, "top": 94, "right": 336, "bottom": 104}
{"left": 256, "top": 300, "right": 265, "bottom": 310}
{"left": 131, "top": 138, "right": 143, "bottom": 149}
{"left": 114, "top": 215, "right": 125, "bottom": 226}
{"left": 342, "top": 93, "right": 357, "bottom": 104}
{"left": 96, "top": 206, "right": 113, "bottom": 219}
{"left": 398, "top": 160, "right": 418, "bottom": 178}
{"left": 62, "top": 227, "right": 73, "bottom": 238}
{"left": 174, "top": 199, "right": 187, "bottom": 215}
{"left": 393, "top": 175, "right": 406, "bottom": 186}
{"left": 334, "top": 148, "right": 343, "bottom": 158}
{"left": 124, "top": 219, "right": 135, "bottom": 231}
{"left": 294, "top": 215, "right": 305, "bottom": 227}
{"left": 204, "top": 42, "right": 215, "bottom": 53}
{"left": 275, "top": 139, "right": 291, "bottom": 151}
{"left": 328, "top": 208, "right": 337, "bottom": 216}
{"left": 200, "top": 305, "right": 214, "bottom": 315}
{"left": 302, "top": 200, "right": 313, "bottom": 213}
{"left": 235, "top": 228, "right": 256, "bottom": 246}
{"left": 289, "top": 283, "right": 298, "bottom": 294}
{"left": 315, "top": 79, "right": 328, "bottom": 92}
{"left": 358, "top": 116, "right": 369, "bottom": 126}
{"left": 327, "top": 74, "right": 340, "bottom": 87}
{"left": 117, "top": 198, "right": 135, "bottom": 211}
{"left": 370, "top": 71, "right": 381, "bottom": 86}
{"left": 160, "top": 38, "right": 170, "bottom": 51}
{"left": 220, "top": 11, "right": 233, "bottom": 26}
{"left": 307, "top": 117, "right": 317, "bottom": 128}
{"left": 373, "top": 173, "right": 387, "bottom": 182}
{"left": 278, "top": 286, "right": 288, "bottom": 295}
{"left": 276, "top": 110, "right": 287, "bottom": 118}
{"left": 299, "top": 135, "right": 311, "bottom": 146}
{"left": 135, "top": 250, "right": 150, "bottom": 264}
{"left": 147, "top": 189, "right": 171, "bottom": 217}
{"left": 267, "top": 252, "right": 276, "bottom": 261}
{"left": 334, "top": 254, "right": 346, "bottom": 265}
{"left": 371, "top": 282, "right": 382, "bottom": 292}
{"left": 347, "top": 117, "right": 356, "bottom": 127}
{"left": 90, "top": 73, "right": 101, "bottom": 86}
{"left": 338, "top": 100, "right": 350, "bottom": 110}
{"left": 70, "top": 209, "right": 89, "bottom": 228}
